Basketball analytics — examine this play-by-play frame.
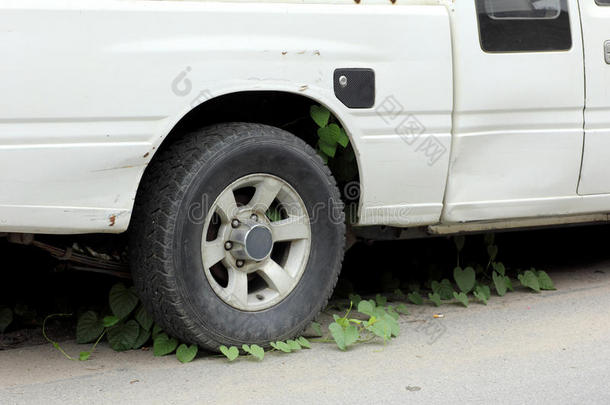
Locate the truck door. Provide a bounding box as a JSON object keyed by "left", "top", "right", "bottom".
{"left": 576, "top": 0, "right": 610, "bottom": 195}
{"left": 442, "top": 0, "right": 586, "bottom": 223}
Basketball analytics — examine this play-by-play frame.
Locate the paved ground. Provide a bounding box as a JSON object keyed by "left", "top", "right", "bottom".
{"left": 1, "top": 261, "right": 609, "bottom": 405}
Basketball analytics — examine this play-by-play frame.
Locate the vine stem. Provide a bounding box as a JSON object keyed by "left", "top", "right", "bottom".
{"left": 88, "top": 330, "right": 107, "bottom": 354}
{"left": 310, "top": 338, "right": 334, "bottom": 343}
{"left": 42, "top": 313, "right": 76, "bottom": 361}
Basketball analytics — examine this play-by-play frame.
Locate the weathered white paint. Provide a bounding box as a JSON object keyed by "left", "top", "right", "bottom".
{"left": 0, "top": 0, "right": 609, "bottom": 235}
{"left": 442, "top": 0, "right": 587, "bottom": 223}
{"left": 577, "top": 0, "right": 610, "bottom": 195}
{"left": 0, "top": 0, "right": 453, "bottom": 233}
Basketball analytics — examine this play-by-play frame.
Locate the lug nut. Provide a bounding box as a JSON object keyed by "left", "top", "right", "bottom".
{"left": 250, "top": 214, "right": 259, "bottom": 221}
{"left": 236, "top": 260, "right": 245, "bottom": 268}
{"left": 224, "top": 241, "right": 233, "bottom": 251}
{"left": 231, "top": 219, "right": 240, "bottom": 229}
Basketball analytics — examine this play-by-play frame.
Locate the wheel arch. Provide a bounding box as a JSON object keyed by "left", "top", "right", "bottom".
{"left": 136, "top": 90, "right": 363, "bottom": 215}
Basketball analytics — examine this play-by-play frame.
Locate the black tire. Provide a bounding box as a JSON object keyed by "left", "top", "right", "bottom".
{"left": 129, "top": 123, "right": 345, "bottom": 350}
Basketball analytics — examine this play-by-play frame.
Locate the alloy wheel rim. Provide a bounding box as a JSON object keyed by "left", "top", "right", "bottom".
{"left": 201, "top": 174, "right": 311, "bottom": 311}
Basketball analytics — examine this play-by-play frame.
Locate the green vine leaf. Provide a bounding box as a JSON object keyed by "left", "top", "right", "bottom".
{"left": 487, "top": 245, "right": 499, "bottom": 261}
{"left": 152, "top": 324, "right": 163, "bottom": 339}
{"left": 317, "top": 124, "right": 341, "bottom": 145}
{"left": 453, "top": 292, "right": 469, "bottom": 308}
{"left": 479, "top": 285, "right": 491, "bottom": 300}
{"left": 348, "top": 294, "right": 362, "bottom": 307}
{"left": 357, "top": 300, "right": 376, "bottom": 317}
{"left": 0, "top": 307, "right": 13, "bottom": 333}
{"left": 297, "top": 337, "right": 311, "bottom": 349}
{"left": 108, "top": 283, "right": 139, "bottom": 319}
{"left": 454, "top": 266, "right": 476, "bottom": 293}
{"left": 431, "top": 279, "right": 454, "bottom": 301}
{"left": 366, "top": 314, "right": 399, "bottom": 341}
{"left": 375, "top": 294, "right": 388, "bottom": 307}
{"left": 453, "top": 236, "right": 465, "bottom": 252}
{"left": 386, "top": 306, "right": 400, "bottom": 320}
{"left": 310, "top": 105, "right": 330, "bottom": 128}
{"left": 473, "top": 291, "right": 487, "bottom": 304}
{"left": 333, "top": 314, "right": 349, "bottom": 328}
{"left": 493, "top": 271, "right": 507, "bottom": 296}
{"left": 287, "top": 339, "right": 301, "bottom": 351}
{"left": 505, "top": 276, "right": 514, "bottom": 292}
{"left": 107, "top": 320, "right": 139, "bottom": 352}
{"left": 176, "top": 344, "right": 198, "bottom": 363}
{"left": 79, "top": 351, "right": 91, "bottom": 362}
{"left": 273, "top": 341, "right": 292, "bottom": 353}
{"left": 473, "top": 285, "right": 491, "bottom": 305}
{"left": 367, "top": 321, "right": 388, "bottom": 341}
{"left": 537, "top": 271, "right": 556, "bottom": 291}
{"left": 337, "top": 128, "right": 350, "bottom": 148}
{"left": 492, "top": 262, "right": 506, "bottom": 276}
{"left": 387, "top": 315, "right": 400, "bottom": 337}
{"left": 407, "top": 292, "right": 423, "bottom": 305}
{"left": 153, "top": 333, "right": 178, "bottom": 357}
{"left": 518, "top": 270, "right": 541, "bottom": 292}
{"left": 132, "top": 326, "right": 151, "bottom": 350}
{"left": 265, "top": 206, "right": 283, "bottom": 222}
{"left": 219, "top": 345, "right": 239, "bottom": 361}
{"left": 103, "top": 315, "right": 119, "bottom": 328}
{"left": 134, "top": 305, "right": 154, "bottom": 332}
{"left": 329, "top": 322, "right": 359, "bottom": 351}
{"left": 428, "top": 293, "right": 442, "bottom": 307}
{"left": 249, "top": 344, "right": 265, "bottom": 360}
{"left": 318, "top": 139, "right": 337, "bottom": 158}
{"left": 76, "top": 311, "right": 104, "bottom": 344}
{"left": 395, "top": 303, "right": 409, "bottom": 315}
{"left": 310, "top": 322, "right": 323, "bottom": 337}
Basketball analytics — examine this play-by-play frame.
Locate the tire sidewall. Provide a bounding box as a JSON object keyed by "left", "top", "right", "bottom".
{"left": 173, "top": 134, "right": 344, "bottom": 344}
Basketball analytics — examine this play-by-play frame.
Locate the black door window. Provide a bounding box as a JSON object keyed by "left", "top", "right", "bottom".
{"left": 476, "top": 0, "right": 572, "bottom": 52}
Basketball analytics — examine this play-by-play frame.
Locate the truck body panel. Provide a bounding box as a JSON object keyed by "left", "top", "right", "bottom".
{"left": 0, "top": 0, "right": 453, "bottom": 233}
{"left": 0, "top": 0, "right": 609, "bottom": 235}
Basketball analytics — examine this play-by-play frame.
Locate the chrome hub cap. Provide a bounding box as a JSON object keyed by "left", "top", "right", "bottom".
{"left": 228, "top": 219, "right": 274, "bottom": 262}
{"left": 201, "top": 174, "right": 311, "bottom": 311}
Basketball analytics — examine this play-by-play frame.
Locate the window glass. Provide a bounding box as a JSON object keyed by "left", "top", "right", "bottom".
{"left": 476, "top": 0, "right": 572, "bottom": 52}
{"left": 487, "top": 0, "right": 561, "bottom": 19}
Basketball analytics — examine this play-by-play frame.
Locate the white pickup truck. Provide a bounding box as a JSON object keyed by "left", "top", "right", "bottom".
{"left": 1, "top": 0, "right": 609, "bottom": 349}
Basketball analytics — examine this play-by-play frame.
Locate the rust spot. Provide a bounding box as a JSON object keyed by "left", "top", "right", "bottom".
{"left": 314, "top": 50, "right": 320, "bottom": 56}
{"left": 299, "top": 85, "right": 309, "bottom": 92}
{"left": 281, "top": 51, "right": 287, "bottom": 56}
{"left": 354, "top": 0, "right": 361, "bottom": 3}
{"left": 390, "top": 0, "right": 396, "bottom": 3}
{"left": 109, "top": 215, "right": 116, "bottom": 227}
{"left": 143, "top": 152, "right": 150, "bottom": 158}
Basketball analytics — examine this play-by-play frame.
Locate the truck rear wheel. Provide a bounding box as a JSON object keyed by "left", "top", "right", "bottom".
{"left": 130, "top": 123, "right": 345, "bottom": 350}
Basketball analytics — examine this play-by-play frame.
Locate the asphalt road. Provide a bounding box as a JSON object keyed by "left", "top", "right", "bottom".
{"left": 1, "top": 261, "right": 610, "bottom": 405}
